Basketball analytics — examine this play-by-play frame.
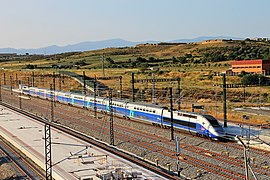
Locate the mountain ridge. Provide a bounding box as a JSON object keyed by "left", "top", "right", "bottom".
{"left": 0, "top": 36, "right": 243, "bottom": 55}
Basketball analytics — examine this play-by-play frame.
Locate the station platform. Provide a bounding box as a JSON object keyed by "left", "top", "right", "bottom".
{"left": 0, "top": 105, "right": 166, "bottom": 180}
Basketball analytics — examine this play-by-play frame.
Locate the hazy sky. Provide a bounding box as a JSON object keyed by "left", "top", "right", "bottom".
{"left": 1, "top": 0, "right": 269, "bottom": 48}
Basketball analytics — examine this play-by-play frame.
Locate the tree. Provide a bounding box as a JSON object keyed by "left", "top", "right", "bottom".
{"left": 185, "top": 54, "right": 192, "bottom": 58}
{"left": 136, "top": 56, "right": 147, "bottom": 63}
{"left": 25, "top": 64, "right": 36, "bottom": 69}
{"left": 75, "top": 60, "right": 87, "bottom": 66}
{"left": 238, "top": 71, "right": 248, "bottom": 77}
{"left": 178, "top": 57, "right": 187, "bottom": 64}
{"left": 148, "top": 57, "right": 155, "bottom": 62}
{"left": 105, "top": 57, "right": 115, "bottom": 64}
{"left": 240, "top": 73, "right": 266, "bottom": 85}
{"left": 172, "top": 56, "right": 178, "bottom": 63}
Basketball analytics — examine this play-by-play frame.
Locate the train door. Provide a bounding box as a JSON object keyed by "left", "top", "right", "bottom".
{"left": 86, "top": 100, "right": 90, "bottom": 108}
{"left": 160, "top": 109, "right": 164, "bottom": 126}
{"left": 124, "top": 103, "right": 129, "bottom": 118}
{"left": 127, "top": 104, "right": 134, "bottom": 118}
{"left": 71, "top": 97, "right": 75, "bottom": 105}
{"left": 188, "top": 117, "right": 191, "bottom": 133}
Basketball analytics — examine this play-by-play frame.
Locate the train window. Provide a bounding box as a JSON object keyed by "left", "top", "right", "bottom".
{"left": 153, "top": 110, "right": 156, "bottom": 113}
{"left": 182, "top": 113, "right": 197, "bottom": 119}
{"left": 202, "top": 115, "right": 221, "bottom": 127}
{"left": 163, "top": 117, "right": 196, "bottom": 128}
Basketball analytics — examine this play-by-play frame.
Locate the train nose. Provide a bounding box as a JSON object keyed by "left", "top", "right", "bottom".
{"left": 214, "top": 128, "right": 225, "bottom": 136}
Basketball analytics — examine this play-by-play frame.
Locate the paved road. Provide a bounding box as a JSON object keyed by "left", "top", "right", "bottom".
{"left": 234, "top": 107, "right": 270, "bottom": 117}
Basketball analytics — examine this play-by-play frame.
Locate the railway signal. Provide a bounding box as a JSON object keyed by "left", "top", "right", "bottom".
{"left": 192, "top": 104, "right": 204, "bottom": 112}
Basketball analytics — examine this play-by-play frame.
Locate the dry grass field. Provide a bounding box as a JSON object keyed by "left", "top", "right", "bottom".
{"left": 1, "top": 40, "right": 270, "bottom": 125}
{"left": 1, "top": 68, "right": 269, "bottom": 126}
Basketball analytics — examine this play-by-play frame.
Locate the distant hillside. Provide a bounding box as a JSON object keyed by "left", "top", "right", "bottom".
{"left": 169, "top": 36, "right": 243, "bottom": 43}
{"left": 75, "top": 39, "right": 270, "bottom": 66}
{"left": 0, "top": 36, "right": 242, "bottom": 55}
{"left": 0, "top": 39, "right": 138, "bottom": 55}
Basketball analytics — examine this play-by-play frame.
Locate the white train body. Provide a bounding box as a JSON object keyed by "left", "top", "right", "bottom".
{"left": 19, "top": 85, "right": 225, "bottom": 139}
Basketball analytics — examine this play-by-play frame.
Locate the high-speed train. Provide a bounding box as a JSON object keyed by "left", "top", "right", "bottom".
{"left": 19, "top": 85, "right": 225, "bottom": 139}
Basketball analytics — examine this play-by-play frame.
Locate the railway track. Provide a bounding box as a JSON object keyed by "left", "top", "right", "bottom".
{"left": 0, "top": 136, "right": 45, "bottom": 179}
{"left": 2, "top": 90, "right": 270, "bottom": 179}
{"left": 61, "top": 107, "right": 270, "bottom": 179}
{"left": 11, "top": 91, "right": 269, "bottom": 158}
{"left": 0, "top": 100, "right": 178, "bottom": 179}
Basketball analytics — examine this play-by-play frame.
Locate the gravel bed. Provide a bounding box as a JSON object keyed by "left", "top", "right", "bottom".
{"left": 0, "top": 144, "right": 19, "bottom": 179}
{"left": 2, "top": 92, "right": 270, "bottom": 180}
{"left": 0, "top": 163, "right": 17, "bottom": 180}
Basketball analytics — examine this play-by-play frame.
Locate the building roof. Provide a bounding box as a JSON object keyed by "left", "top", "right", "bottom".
{"left": 231, "top": 59, "right": 265, "bottom": 65}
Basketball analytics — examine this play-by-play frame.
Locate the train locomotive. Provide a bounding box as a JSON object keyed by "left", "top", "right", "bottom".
{"left": 19, "top": 85, "right": 225, "bottom": 139}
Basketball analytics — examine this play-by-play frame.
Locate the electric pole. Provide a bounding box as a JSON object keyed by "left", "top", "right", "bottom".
{"left": 94, "top": 75, "right": 97, "bottom": 118}
{"left": 131, "top": 73, "right": 135, "bottom": 102}
{"left": 102, "top": 53, "right": 105, "bottom": 77}
{"left": 177, "top": 78, "right": 181, "bottom": 110}
{"left": 119, "top": 76, "right": 122, "bottom": 99}
{"left": 170, "top": 87, "right": 174, "bottom": 140}
{"left": 222, "top": 73, "right": 227, "bottom": 128}
{"left": 83, "top": 71, "right": 86, "bottom": 95}
{"left": 109, "top": 89, "right": 114, "bottom": 146}
{"left": 44, "top": 84, "right": 53, "bottom": 180}
{"left": 152, "top": 73, "right": 156, "bottom": 104}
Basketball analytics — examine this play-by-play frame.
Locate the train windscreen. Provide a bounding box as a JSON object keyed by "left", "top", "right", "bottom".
{"left": 203, "top": 115, "right": 222, "bottom": 127}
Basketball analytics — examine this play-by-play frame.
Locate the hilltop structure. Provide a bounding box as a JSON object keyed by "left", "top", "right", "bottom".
{"left": 230, "top": 59, "right": 270, "bottom": 75}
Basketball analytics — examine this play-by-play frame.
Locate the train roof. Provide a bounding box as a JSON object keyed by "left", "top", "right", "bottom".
{"left": 110, "top": 98, "right": 128, "bottom": 103}
{"left": 176, "top": 110, "right": 201, "bottom": 115}
{"left": 128, "top": 101, "right": 167, "bottom": 109}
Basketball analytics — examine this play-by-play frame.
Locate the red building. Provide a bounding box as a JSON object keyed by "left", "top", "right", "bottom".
{"left": 231, "top": 59, "right": 270, "bottom": 75}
